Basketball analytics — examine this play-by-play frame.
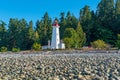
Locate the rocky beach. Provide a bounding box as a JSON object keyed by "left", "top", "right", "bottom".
{"left": 0, "top": 51, "right": 120, "bottom": 80}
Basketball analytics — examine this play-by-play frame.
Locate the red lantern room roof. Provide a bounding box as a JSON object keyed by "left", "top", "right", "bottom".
{"left": 52, "top": 20, "right": 60, "bottom": 27}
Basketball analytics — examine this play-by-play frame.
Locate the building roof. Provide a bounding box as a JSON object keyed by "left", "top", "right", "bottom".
{"left": 52, "top": 20, "right": 60, "bottom": 27}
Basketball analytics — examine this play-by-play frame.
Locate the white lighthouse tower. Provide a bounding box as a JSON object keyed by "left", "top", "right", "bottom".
{"left": 51, "top": 20, "right": 60, "bottom": 49}
{"left": 42, "top": 19, "right": 65, "bottom": 50}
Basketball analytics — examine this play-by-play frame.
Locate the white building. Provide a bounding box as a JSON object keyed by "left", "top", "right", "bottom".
{"left": 42, "top": 20, "right": 65, "bottom": 50}
{"left": 51, "top": 20, "right": 60, "bottom": 49}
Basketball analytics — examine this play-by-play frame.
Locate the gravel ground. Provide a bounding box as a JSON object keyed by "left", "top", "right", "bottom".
{"left": 0, "top": 51, "right": 120, "bottom": 80}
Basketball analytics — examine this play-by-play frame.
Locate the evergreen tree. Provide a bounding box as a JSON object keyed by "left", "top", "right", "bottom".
{"left": 113, "top": 0, "right": 120, "bottom": 34}
{"left": 0, "top": 21, "right": 7, "bottom": 47}
{"left": 66, "top": 11, "right": 72, "bottom": 28}
{"left": 79, "top": 5, "right": 92, "bottom": 45}
{"left": 17, "top": 19, "right": 27, "bottom": 50}
{"left": 60, "top": 11, "right": 78, "bottom": 40}
{"left": 96, "top": 0, "right": 116, "bottom": 45}
{"left": 80, "top": 5, "right": 92, "bottom": 23}
{"left": 33, "top": 31, "right": 39, "bottom": 43}
{"left": 36, "top": 20, "right": 43, "bottom": 43}
{"left": 88, "top": 11, "right": 98, "bottom": 42}
{"left": 76, "top": 21, "right": 86, "bottom": 48}
{"left": 59, "top": 12, "right": 67, "bottom": 39}
{"left": 64, "top": 28, "right": 78, "bottom": 48}
{"left": 115, "top": 0, "right": 120, "bottom": 15}
{"left": 25, "top": 21, "right": 35, "bottom": 49}
{"left": 7, "top": 18, "right": 20, "bottom": 49}
{"left": 97, "top": 0, "right": 114, "bottom": 29}
{"left": 36, "top": 12, "right": 52, "bottom": 45}
{"left": 66, "top": 11, "right": 78, "bottom": 29}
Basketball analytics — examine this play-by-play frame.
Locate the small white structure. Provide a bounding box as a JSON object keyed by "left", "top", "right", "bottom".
{"left": 59, "top": 40, "right": 65, "bottom": 49}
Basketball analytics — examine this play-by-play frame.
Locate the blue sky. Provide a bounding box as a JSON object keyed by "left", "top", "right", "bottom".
{"left": 0, "top": 0, "right": 100, "bottom": 25}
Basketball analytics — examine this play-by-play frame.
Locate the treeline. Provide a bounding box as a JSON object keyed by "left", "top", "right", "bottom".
{"left": 0, "top": 0, "right": 120, "bottom": 51}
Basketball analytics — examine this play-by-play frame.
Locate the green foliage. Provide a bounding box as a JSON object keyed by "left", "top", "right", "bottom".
{"left": 36, "top": 12, "right": 52, "bottom": 45}
{"left": 33, "top": 31, "right": 39, "bottom": 42}
{"left": 115, "top": 0, "right": 120, "bottom": 15}
{"left": 32, "top": 42, "right": 41, "bottom": 51}
{"left": 95, "top": 0, "right": 116, "bottom": 45}
{"left": 59, "top": 12, "right": 67, "bottom": 39}
{"left": 79, "top": 6, "right": 92, "bottom": 45}
{"left": 64, "top": 28, "right": 79, "bottom": 48}
{"left": 17, "top": 19, "right": 28, "bottom": 50}
{"left": 12, "top": 47, "right": 20, "bottom": 52}
{"left": 113, "top": 0, "right": 120, "bottom": 34}
{"left": 7, "top": 18, "right": 28, "bottom": 50}
{"left": 91, "top": 40, "right": 107, "bottom": 49}
{"left": 76, "top": 21, "right": 86, "bottom": 48}
{"left": 64, "top": 28, "right": 78, "bottom": 48}
{"left": 0, "top": 21, "right": 7, "bottom": 47}
{"left": 80, "top": 5, "right": 92, "bottom": 23}
{"left": 59, "top": 11, "right": 78, "bottom": 39}
{"left": 25, "top": 21, "right": 35, "bottom": 50}
{"left": 7, "top": 18, "right": 19, "bottom": 49}
{"left": 63, "top": 22, "right": 86, "bottom": 49}
{"left": 0, "top": 46, "right": 7, "bottom": 52}
{"left": 64, "top": 28, "right": 75, "bottom": 38}
{"left": 63, "top": 38, "right": 74, "bottom": 49}
{"left": 116, "top": 34, "right": 120, "bottom": 49}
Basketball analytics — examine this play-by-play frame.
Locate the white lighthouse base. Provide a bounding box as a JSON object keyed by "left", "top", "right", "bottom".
{"left": 51, "top": 26, "right": 60, "bottom": 49}
{"left": 42, "top": 42, "right": 65, "bottom": 50}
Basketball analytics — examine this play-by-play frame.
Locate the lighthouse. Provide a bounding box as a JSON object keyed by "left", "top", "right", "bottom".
{"left": 42, "top": 19, "right": 65, "bottom": 50}
{"left": 51, "top": 19, "right": 60, "bottom": 49}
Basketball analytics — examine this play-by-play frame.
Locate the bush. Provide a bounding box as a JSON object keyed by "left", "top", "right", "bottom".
{"left": 0, "top": 46, "right": 7, "bottom": 52}
{"left": 63, "top": 38, "right": 74, "bottom": 49}
{"left": 32, "top": 42, "right": 41, "bottom": 51}
{"left": 91, "top": 39, "right": 107, "bottom": 49}
{"left": 64, "top": 28, "right": 78, "bottom": 48}
{"left": 12, "top": 47, "right": 20, "bottom": 52}
{"left": 116, "top": 34, "right": 120, "bottom": 49}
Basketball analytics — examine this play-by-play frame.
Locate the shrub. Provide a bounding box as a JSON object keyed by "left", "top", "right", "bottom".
{"left": 12, "top": 47, "right": 20, "bottom": 52}
{"left": 63, "top": 38, "right": 74, "bottom": 49}
{"left": 32, "top": 42, "right": 41, "bottom": 51}
{"left": 91, "top": 39, "right": 107, "bottom": 49}
{"left": 0, "top": 46, "right": 7, "bottom": 52}
{"left": 64, "top": 28, "right": 78, "bottom": 48}
{"left": 116, "top": 34, "right": 120, "bottom": 49}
